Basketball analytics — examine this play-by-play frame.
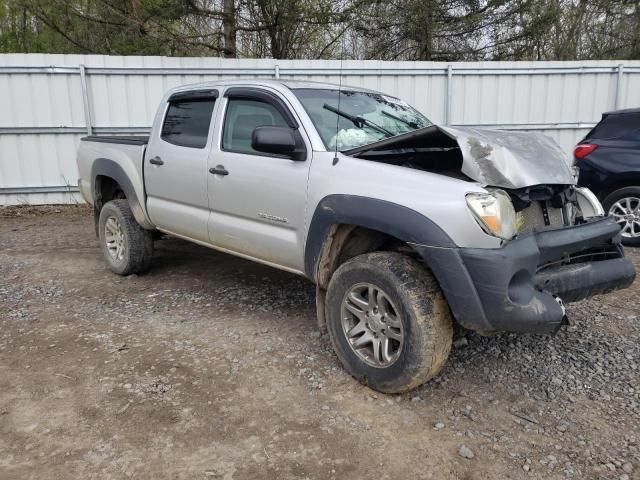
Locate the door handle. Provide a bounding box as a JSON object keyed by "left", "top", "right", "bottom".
{"left": 209, "top": 165, "right": 229, "bottom": 176}
{"left": 149, "top": 156, "right": 164, "bottom": 166}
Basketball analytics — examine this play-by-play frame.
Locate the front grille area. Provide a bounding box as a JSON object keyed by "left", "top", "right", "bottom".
{"left": 536, "top": 244, "right": 624, "bottom": 273}
{"left": 519, "top": 201, "right": 565, "bottom": 234}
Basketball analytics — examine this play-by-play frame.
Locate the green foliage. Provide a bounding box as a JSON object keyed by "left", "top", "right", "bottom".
{"left": 0, "top": 0, "right": 638, "bottom": 60}
{"left": 0, "top": 0, "right": 201, "bottom": 55}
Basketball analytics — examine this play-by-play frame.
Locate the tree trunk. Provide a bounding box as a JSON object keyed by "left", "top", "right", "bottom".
{"left": 633, "top": 2, "right": 640, "bottom": 58}
{"left": 420, "top": 0, "right": 434, "bottom": 60}
{"left": 223, "top": 0, "right": 237, "bottom": 58}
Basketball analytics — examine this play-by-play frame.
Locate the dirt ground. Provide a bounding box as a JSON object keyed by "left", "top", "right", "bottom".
{"left": 1, "top": 206, "right": 638, "bottom": 480}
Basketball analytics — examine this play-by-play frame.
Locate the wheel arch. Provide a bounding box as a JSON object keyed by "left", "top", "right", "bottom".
{"left": 305, "top": 195, "right": 456, "bottom": 287}
{"left": 306, "top": 195, "right": 457, "bottom": 332}
{"left": 91, "top": 158, "right": 153, "bottom": 229}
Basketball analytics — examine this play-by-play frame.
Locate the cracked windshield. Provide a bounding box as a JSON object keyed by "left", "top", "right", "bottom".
{"left": 293, "top": 88, "right": 432, "bottom": 150}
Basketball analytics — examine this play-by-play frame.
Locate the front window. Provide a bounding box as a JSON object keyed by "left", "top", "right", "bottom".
{"left": 292, "top": 88, "right": 432, "bottom": 150}
{"left": 222, "top": 98, "right": 288, "bottom": 154}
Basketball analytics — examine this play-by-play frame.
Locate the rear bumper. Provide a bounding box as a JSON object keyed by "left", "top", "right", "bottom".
{"left": 413, "top": 216, "right": 635, "bottom": 334}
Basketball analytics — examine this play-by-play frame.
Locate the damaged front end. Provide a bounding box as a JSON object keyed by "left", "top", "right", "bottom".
{"left": 345, "top": 125, "right": 636, "bottom": 334}
{"left": 343, "top": 124, "right": 574, "bottom": 188}
{"left": 417, "top": 215, "right": 636, "bottom": 335}
{"left": 343, "top": 124, "right": 603, "bottom": 240}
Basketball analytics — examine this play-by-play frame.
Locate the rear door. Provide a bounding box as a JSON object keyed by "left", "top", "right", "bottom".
{"left": 207, "top": 87, "right": 312, "bottom": 273}
{"left": 145, "top": 89, "right": 218, "bottom": 243}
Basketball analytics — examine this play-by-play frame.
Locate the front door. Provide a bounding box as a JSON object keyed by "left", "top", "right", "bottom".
{"left": 207, "top": 88, "right": 311, "bottom": 272}
{"left": 145, "top": 90, "right": 218, "bottom": 244}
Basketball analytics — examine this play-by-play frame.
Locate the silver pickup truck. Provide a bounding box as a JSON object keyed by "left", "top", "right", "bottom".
{"left": 77, "top": 79, "right": 635, "bottom": 393}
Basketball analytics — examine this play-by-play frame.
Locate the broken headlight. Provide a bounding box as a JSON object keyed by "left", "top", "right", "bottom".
{"left": 466, "top": 189, "right": 517, "bottom": 240}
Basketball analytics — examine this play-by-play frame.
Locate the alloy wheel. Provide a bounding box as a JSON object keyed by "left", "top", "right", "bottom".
{"left": 104, "top": 216, "right": 126, "bottom": 261}
{"left": 609, "top": 197, "right": 640, "bottom": 238}
{"left": 340, "top": 282, "right": 404, "bottom": 368}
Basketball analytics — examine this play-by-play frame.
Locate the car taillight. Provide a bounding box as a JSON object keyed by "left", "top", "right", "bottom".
{"left": 574, "top": 143, "right": 597, "bottom": 160}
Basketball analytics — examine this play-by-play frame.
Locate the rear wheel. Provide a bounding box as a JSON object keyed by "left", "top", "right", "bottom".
{"left": 603, "top": 186, "right": 640, "bottom": 246}
{"left": 98, "top": 200, "right": 153, "bottom": 275}
{"left": 325, "top": 252, "right": 453, "bottom": 393}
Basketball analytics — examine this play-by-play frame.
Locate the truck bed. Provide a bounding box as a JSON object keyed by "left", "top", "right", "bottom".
{"left": 81, "top": 135, "right": 149, "bottom": 146}
{"left": 76, "top": 135, "right": 149, "bottom": 215}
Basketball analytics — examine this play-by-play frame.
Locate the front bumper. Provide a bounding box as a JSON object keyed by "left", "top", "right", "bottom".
{"left": 413, "top": 216, "right": 635, "bottom": 334}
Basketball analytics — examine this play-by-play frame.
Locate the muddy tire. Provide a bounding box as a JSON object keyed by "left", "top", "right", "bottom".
{"left": 98, "top": 200, "right": 153, "bottom": 275}
{"left": 602, "top": 186, "right": 640, "bottom": 246}
{"left": 325, "top": 252, "right": 453, "bottom": 393}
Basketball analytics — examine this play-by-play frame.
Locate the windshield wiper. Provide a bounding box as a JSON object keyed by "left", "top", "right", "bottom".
{"left": 323, "top": 103, "right": 394, "bottom": 137}
{"left": 381, "top": 110, "right": 420, "bottom": 129}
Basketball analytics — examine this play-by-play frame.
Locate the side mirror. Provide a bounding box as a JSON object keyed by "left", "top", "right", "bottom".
{"left": 252, "top": 126, "right": 304, "bottom": 160}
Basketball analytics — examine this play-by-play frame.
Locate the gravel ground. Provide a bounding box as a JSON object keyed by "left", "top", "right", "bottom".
{"left": 0, "top": 205, "right": 639, "bottom": 479}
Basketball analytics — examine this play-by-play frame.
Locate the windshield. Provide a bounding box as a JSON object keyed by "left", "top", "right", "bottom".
{"left": 292, "top": 88, "right": 432, "bottom": 150}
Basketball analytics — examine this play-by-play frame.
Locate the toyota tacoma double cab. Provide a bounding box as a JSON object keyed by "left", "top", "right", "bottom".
{"left": 77, "top": 79, "right": 636, "bottom": 393}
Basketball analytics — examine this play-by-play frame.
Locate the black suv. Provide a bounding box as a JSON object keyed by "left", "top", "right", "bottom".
{"left": 575, "top": 108, "right": 640, "bottom": 246}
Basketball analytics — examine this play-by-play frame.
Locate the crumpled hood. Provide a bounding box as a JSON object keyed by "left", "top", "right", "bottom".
{"left": 344, "top": 125, "right": 575, "bottom": 189}
{"left": 439, "top": 126, "right": 574, "bottom": 189}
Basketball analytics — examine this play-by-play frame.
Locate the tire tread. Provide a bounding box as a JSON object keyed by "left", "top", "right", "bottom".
{"left": 98, "top": 199, "right": 153, "bottom": 275}
{"left": 325, "top": 251, "right": 453, "bottom": 393}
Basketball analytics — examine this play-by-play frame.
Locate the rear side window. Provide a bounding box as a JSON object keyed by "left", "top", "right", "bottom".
{"left": 588, "top": 112, "right": 640, "bottom": 141}
{"left": 161, "top": 99, "right": 215, "bottom": 148}
{"left": 222, "top": 98, "right": 288, "bottom": 154}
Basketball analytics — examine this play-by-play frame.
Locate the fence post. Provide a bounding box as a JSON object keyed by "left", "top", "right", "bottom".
{"left": 445, "top": 64, "right": 453, "bottom": 125}
{"left": 274, "top": 64, "right": 280, "bottom": 79}
{"left": 79, "top": 64, "right": 93, "bottom": 136}
{"left": 614, "top": 63, "right": 624, "bottom": 110}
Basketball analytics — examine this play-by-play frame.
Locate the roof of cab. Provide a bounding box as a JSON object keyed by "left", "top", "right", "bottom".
{"left": 166, "top": 78, "right": 381, "bottom": 96}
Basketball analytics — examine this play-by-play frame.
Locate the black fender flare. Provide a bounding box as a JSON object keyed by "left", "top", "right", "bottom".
{"left": 304, "top": 194, "right": 455, "bottom": 280}
{"left": 90, "top": 158, "right": 153, "bottom": 229}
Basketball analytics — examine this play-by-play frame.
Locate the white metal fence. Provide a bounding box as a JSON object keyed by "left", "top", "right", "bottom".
{"left": 1, "top": 54, "right": 639, "bottom": 205}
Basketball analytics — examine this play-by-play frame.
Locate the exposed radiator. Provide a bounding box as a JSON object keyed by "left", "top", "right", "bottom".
{"left": 518, "top": 201, "right": 565, "bottom": 235}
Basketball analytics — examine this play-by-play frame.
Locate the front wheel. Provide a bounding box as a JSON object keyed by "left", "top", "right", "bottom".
{"left": 98, "top": 199, "right": 154, "bottom": 275}
{"left": 325, "top": 252, "right": 453, "bottom": 393}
